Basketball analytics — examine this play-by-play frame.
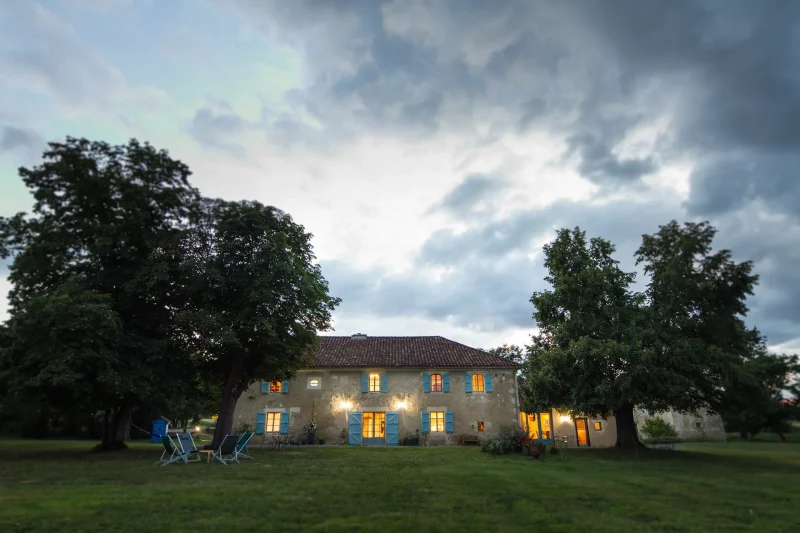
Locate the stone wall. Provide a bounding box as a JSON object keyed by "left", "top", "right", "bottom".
{"left": 233, "top": 368, "right": 521, "bottom": 445}
{"left": 634, "top": 408, "right": 727, "bottom": 441}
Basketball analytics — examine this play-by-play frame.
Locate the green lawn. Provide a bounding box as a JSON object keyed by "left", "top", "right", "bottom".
{"left": 1, "top": 440, "right": 799, "bottom": 532}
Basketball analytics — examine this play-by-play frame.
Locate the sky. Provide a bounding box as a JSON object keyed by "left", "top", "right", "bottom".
{"left": 1, "top": 0, "right": 799, "bottom": 353}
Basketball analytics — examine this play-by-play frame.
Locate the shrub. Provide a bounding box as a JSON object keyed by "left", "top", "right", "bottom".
{"left": 497, "top": 424, "right": 527, "bottom": 453}
{"left": 641, "top": 416, "right": 678, "bottom": 440}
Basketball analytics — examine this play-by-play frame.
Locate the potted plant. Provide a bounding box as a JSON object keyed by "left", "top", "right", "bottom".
{"left": 521, "top": 438, "right": 543, "bottom": 459}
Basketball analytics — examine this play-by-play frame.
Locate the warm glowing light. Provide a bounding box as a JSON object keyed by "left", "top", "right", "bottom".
{"left": 560, "top": 415, "right": 571, "bottom": 423}
{"left": 340, "top": 401, "right": 352, "bottom": 410}
{"left": 195, "top": 426, "right": 201, "bottom": 432}
{"left": 397, "top": 400, "right": 407, "bottom": 410}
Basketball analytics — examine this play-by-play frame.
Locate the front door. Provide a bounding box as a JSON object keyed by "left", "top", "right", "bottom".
{"left": 362, "top": 412, "right": 386, "bottom": 446}
{"left": 575, "top": 418, "right": 590, "bottom": 446}
{"left": 522, "top": 412, "right": 554, "bottom": 442}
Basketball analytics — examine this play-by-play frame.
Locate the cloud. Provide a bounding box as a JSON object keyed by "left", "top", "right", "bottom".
{"left": 0, "top": 2, "right": 164, "bottom": 117}
{"left": 0, "top": 125, "right": 42, "bottom": 153}
{"left": 429, "top": 174, "right": 508, "bottom": 218}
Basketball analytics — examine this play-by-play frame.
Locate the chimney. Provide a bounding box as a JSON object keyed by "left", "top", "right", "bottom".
{"left": 351, "top": 333, "right": 368, "bottom": 340}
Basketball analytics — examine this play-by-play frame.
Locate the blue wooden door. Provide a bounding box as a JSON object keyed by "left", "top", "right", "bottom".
{"left": 385, "top": 411, "right": 399, "bottom": 446}
{"left": 348, "top": 412, "right": 362, "bottom": 445}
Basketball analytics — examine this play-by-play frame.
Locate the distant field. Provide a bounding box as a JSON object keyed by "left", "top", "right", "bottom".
{"left": 1, "top": 439, "right": 799, "bottom": 532}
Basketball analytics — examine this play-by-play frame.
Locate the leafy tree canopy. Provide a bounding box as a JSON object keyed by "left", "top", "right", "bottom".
{"left": 522, "top": 222, "right": 759, "bottom": 448}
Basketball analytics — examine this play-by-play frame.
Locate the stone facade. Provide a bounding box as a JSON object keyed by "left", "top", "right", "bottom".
{"left": 233, "top": 368, "right": 521, "bottom": 445}
{"left": 634, "top": 408, "right": 727, "bottom": 441}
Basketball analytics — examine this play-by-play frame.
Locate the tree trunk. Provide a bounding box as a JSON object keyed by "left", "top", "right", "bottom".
{"left": 101, "top": 409, "right": 111, "bottom": 447}
{"left": 777, "top": 431, "right": 786, "bottom": 442}
{"left": 614, "top": 403, "right": 645, "bottom": 449}
{"left": 211, "top": 357, "right": 246, "bottom": 449}
{"left": 98, "top": 401, "right": 133, "bottom": 450}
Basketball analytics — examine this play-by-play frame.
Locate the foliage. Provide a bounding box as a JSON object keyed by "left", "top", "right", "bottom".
{"left": 0, "top": 137, "right": 200, "bottom": 448}
{"left": 719, "top": 346, "right": 799, "bottom": 440}
{"left": 155, "top": 198, "right": 340, "bottom": 447}
{"left": 641, "top": 416, "right": 678, "bottom": 440}
{"left": 522, "top": 222, "right": 759, "bottom": 449}
{"left": 486, "top": 344, "right": 526, "bottom": 366}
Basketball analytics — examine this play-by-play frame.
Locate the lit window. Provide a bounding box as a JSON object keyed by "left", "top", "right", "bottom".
{"left": 593, "top": 421, "right": 602, "bottom": 431}
{"left": 369, "top": 373, "right": 381, "bottom": 392}
{"left": 430, "top": 411, "right": 445, "bottom": 432}
{"left": 472, "top": 374, "right": 485, "bottom": 392}
{"left": 269, "top": 381, "right": 282, "bottom": 393}
{"left": 430, "top": 373, "right": 443, "bottom": 392}
{"left": 362, "top": 412, "right": 386, "bottom": 438}
{"left": 266, "top": 413, "right": 281, "bottom": 432}
{"left": 477, "top": 421, "right": 485, "bottom": 432}
{"left": 308, "top": 378, "right": 321, "bottom": 389}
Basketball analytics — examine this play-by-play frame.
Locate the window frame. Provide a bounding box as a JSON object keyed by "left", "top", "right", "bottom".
{"left": 269, "top": 381, "right": 282, "bottom": 393}
{"left": 472, "top": 373, "right": 485, "bottom": 392}
{"left": 430, "top": 373, "right": 443, "bottom": 392}
{"left": 266, "top": 412, "right": 281, "bottom": 433}
{"left": 368, "top": 373, "right": 381, "bottom": 392}
{"left": 430, "top": 411, "right": 445, "bottom": 433}
{"left": 593, "top": 421, "right": 602, "bottom": 431}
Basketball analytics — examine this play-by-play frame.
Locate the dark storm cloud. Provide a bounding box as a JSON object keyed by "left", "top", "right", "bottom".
{"left": 231, "top": 0, "right": 800, "bottom": 346}
{"left": 430, "top": 174, "right": 508, "bottom": 218}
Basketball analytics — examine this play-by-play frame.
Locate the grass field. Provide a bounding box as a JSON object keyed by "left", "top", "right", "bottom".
{"left": 1, "top": 439, "right": 799, "bottom": 532}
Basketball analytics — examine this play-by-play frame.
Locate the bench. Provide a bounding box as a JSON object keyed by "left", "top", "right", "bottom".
{"left": 461, "top": 435, "right": 480, "bottom": 446}
{"left": 651, "top": 439, "right": 678, "bottom": 449}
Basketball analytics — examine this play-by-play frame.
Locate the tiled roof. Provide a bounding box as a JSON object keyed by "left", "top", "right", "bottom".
{"left": 310, "top": 336, "right": 518, "bottom": 369}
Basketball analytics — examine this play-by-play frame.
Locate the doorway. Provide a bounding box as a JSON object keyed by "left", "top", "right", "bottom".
{"left": 521, "top": 412, "right": 553, "bottom": 442}
{"left": 362, "top": 412, "right": 386, "bottom": 446}
{"left": 575, "top": 418, "right": 590, "bottom": 446}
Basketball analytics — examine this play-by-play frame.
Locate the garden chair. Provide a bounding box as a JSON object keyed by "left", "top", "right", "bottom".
{"left": 156, "top": 435, "right": 191, "bottom": 466}
{"left": 235, "top": 431, "right": 254, "bottom": 460}
{"left": 176, "top": 432, "right": 201, "bottom": 462}
{"left": 211, "top": 434, "right": 241, "bottom": 465}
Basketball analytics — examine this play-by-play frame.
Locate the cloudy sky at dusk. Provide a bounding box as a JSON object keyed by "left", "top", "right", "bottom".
{"left": 1, "top": 0, "right": 799, "bottom": 352}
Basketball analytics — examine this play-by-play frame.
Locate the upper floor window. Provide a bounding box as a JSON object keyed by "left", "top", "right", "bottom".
{"left": 307, "top": 377, "right": 321, "bottom": 389}
{"left": 430, "top": 373, "right": 443, "bottom": 392}
{"left": 269, "top": 381, "right": 282, "bottom": 393}
{"left": 472, "top": 373, "right": 485, "bottom": 392}
{"left": 368, "top": 373, "right": 381, "bottom": 392}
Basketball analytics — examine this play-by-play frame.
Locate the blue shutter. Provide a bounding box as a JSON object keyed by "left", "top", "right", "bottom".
{"left": 260, "top": 381, "right": 269, "bottom": 393}
{"left": 443, "top": 373, "right": 450, "bottom": 393}
{"left": 348, "top": 412, "right": 362, "bottom": 445}
{"left": 465, "top": 372, "right": 473, "bottom": 393}
{"left": 423, "top": 373, "right": 431, "bottom": 393}
{"left": 386, "top": 412, "right": 399, "bottom": 446}
{"left": 421, "top": 412, "right": 430, "bottom": 434}
{"left": 361, "top": 372, "right": 368, "bottom": 393}
{"left": 281, "top": 380, "right": 289, "bottom": 394}
{"left": 255, "top": 412, "right": 266, "bottom": 435}
{"left": 279, "top": 412, "right": 290, "bottom": 434}
{"left": 485, "top": 373, "right": 493, "bottom": 392}
{"left": 380, "top": 372, "right": 388, "bottom": 393}
{"left": 445, "top": 411, "right": 454, "bottom": 434}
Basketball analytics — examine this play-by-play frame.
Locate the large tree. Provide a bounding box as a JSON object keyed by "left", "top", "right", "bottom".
{"left": 523, "top": 221, "right": 758, "bottom": 448}
{"left": 156, "top": 199, "right": 340, "bottom": 448}
{"left": 0, "top": 137, "right": 199, "bottom": 448}
{"left": 523, "top": 227, "right": 647, "bottom": 448}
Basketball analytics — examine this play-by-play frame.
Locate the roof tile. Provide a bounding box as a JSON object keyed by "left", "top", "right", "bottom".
{"left": 311, "top": 336, "right": 517, "bottom": 369}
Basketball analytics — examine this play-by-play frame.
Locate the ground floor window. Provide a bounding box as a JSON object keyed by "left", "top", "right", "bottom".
{"left": 593, "top": 421, "right": 603, "bottom": 431}
{"left": 430, "top": 411, "right": 445, "bottom": 432}
{"left": 362, "top": 412, "right": 385, "bottom": 438}
{"left": 266, "top": 412, "right": 281, "bottom": 432}
{"left": 477, "top": 421, "right": 485, "bottom": 432}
